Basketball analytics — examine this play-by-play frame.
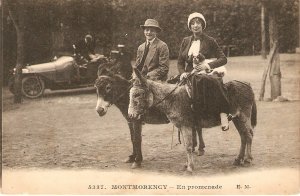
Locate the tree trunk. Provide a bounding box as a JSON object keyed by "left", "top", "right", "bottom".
{"left": 297, "top": 0, "right": 300, "bottom": 53}
{"left": 268, "top": 6, "right": 281, "bottom": 100}
{"left": 7, "top": 1, "right": 26, "bottom": 103}
{"left": 14, "top": 29, "right": 25, "bottom": 103}
{"left": 299, "top": 0, "right": 300, "bottom": 48}
{"left": 261, "top": 2, "right": 267, "bottom": 59}
{"left": 259, "top": 41, "right": 278, "bottom": 101}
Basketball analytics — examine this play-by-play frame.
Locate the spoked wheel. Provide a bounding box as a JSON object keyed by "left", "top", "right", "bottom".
{"left": 8, "top": 76, "right": 15, "bottom": 95}
{"left": 21, "top": 76, "right": 45, "bottom": 98}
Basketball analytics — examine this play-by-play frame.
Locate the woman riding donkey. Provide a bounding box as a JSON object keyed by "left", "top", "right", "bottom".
{"left": 178, "top": 12, "right": 232, "bottom": 131}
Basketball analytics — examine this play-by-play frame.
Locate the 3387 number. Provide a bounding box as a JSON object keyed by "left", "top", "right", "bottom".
{"left": 88, "top": 184, "right": 106, "bottom": 189}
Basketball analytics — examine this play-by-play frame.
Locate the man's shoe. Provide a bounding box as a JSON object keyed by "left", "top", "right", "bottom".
{"left": 222, "top": 125, "right": 229, "bottom": 131}
{"left": 220, "top": 113, "right": 229, "bottom": 131}
{"left": 228, "top": 114, "right": 233, "bottom": 121}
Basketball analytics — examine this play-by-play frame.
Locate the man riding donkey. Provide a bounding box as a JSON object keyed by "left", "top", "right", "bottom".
{"left": 132, "top": 18, "right": 170, "bottom": 123}
{"left": 176, "top": 12, "right": 232, "bottom": 132}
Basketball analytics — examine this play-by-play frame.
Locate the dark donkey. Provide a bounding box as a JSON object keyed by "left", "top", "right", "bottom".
{"left": 128, "top": 68, "right": 257, "bottom": 172}
{"left": 95, "top": 50, "right": 206, "bottom": 168}
{"left": 95, "top": 69, "right": 173, "bottom": 168}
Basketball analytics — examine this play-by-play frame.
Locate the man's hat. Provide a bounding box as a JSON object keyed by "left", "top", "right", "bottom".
{"left": 140, "top": 19, "right": 162, "bottom": 32}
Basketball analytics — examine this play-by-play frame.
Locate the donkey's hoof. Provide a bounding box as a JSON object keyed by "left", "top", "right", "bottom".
{"left": 244, "top": 158, "right": 253, "bottom": 165}
{"left": 186, "top": 166, "right": 193, "bottom": 174}
{"left": 124, "top": 157, "right": 135, "bottom": 163}
{"left": 233, "top": 158, "right": 244, "bottom": 166}
{"left": 183, "top": 163, "right": 188, "bottom": 168}
{"left": 131, "top": 162, "right": 141, "bottom": 169}
{"left": 197, "top": 149, "right": 205, "bottom": 156}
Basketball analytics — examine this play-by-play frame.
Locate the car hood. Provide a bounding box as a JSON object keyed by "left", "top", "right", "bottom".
{"left": 25, "top": 56, "right": 75, "bottom": 73}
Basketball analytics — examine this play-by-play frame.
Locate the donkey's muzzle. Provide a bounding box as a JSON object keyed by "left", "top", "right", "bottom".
{"left": 96, "top": 107, "right": 107, "bottom": 116}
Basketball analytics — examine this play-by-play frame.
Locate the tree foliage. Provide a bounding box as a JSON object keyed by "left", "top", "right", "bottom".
{"left": 3, "top": 0, "right": 299, "bottom": 84}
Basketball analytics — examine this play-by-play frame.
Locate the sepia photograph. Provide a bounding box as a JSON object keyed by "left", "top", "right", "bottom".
{"left": 1, "top": 0, "right": 299, "bottom": 194}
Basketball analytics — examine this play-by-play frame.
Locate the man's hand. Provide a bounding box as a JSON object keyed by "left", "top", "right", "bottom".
{"left": 90, "top": 54, "right": 107, "bottom": 62}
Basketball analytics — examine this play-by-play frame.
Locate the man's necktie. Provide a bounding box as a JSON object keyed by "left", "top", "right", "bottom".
{"left": 138, "top": 42, "right": 150, "bottom": 71}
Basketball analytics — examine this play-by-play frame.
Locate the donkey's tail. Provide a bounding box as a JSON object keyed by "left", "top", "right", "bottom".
{"left": 251, "top": 101, "right": 257, "bottom": 128}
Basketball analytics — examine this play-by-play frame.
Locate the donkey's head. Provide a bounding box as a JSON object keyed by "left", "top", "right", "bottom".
{"left": 128, "top": 68, "right": 154, "bottom": 120}
{"left": 94, "top": 69, "right": 114, "bottom": 116}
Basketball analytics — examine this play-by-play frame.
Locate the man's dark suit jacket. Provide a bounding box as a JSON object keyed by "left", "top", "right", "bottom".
{"left": 136, "top": 38, "right": 169, "bottom": 81}
{"left": 74, "top": 39, "right": 96, "bottom": 60}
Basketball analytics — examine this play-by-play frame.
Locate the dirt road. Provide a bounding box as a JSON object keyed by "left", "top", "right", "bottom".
{"left": 2, "top": 54, "right": 299, "bottom": 177}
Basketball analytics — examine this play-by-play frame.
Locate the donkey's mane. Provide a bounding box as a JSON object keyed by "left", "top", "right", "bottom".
{"left": 98, "top": 73, "right": 129, "bottom": 83}
{"left": 146, "top": 80, "right": 186, "bottom": 100}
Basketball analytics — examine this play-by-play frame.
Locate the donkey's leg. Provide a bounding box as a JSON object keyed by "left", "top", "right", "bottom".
{"left": 124, "top": 122, "right": 136, "bottom": 163}
{"left": 244, "top": 119, "right": 254, "bottom": 164}
{"left": 196, "top": 127, "right": 205, "bottom": 156}
{"left": 131, "top": 120, "right": 143, "bottom": 169}
{"left": 182, "top": 126, "right": 194, "bottom": 173}
{"left": 235, "top": 108, "right": 254, "bottom": 165}
{"left": 192, "top": 127, "right": 197, "bottom": 152}
{"left": 232, "top": 117, "right": 247, "bottom": 166}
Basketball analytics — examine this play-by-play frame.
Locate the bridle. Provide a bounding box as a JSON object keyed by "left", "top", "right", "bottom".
{"left": 96, "top": 75, "right": 133, "bottom": 107}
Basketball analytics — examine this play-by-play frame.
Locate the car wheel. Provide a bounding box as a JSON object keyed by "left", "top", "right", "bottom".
{"left": 8, "top": 76, "right": 15, "bottom": 94}
{"left": 21, "top": 76, "right": 45, "bottom": 98}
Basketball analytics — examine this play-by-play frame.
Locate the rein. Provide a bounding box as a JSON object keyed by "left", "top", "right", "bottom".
{"left": 151, "top": 75, "right": 192, "bottom": 107}
{"left": 151, "top": 82, "right": 180, "bottom": 107}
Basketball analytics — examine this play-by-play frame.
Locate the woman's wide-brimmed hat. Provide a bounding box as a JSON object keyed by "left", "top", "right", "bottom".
{"left": 140, "top": 19, "right": 162, "bottom": 32}
{"left": 188, "top": 12, "right": 206, "bottom": 30}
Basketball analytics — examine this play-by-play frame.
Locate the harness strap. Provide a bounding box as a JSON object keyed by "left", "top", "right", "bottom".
{"left": 151, "top": 83, "right": 180, "bottom": 107}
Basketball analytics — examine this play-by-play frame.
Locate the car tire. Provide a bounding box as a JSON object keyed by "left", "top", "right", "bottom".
{"left": 21, "top": 75, "right": 45, "bottom": 98}
{"left": 8, "top": 76, "right": 15, "bottom": 95}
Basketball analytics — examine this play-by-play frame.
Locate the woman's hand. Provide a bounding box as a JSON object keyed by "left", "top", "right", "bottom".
{"left": 180, "top": 72, "right": 189, "bottom": 81}
{"left": 194, "top": 62, "right": 210, "bottom": 72}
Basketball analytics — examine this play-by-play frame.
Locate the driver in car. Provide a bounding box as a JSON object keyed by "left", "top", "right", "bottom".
{"left": 73, "top": 34, "right": 106, "bottom": 80}
{"left": 73, "top": 34, "right": 105, "bottom": 62}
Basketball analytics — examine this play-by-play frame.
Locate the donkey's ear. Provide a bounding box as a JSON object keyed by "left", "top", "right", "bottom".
{"left": 132, "top": 67, "right": 147, "bottom": 85}
{"left": 97, "top": 67, "right": 106, "bottom": 76}
{"left": 98, "top": 67, "right": 113, "bottom": 77}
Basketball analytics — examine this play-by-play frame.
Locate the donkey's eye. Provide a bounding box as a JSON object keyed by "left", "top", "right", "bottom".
{"left": 133, "top": 93, "right": 140, "bottom": 98}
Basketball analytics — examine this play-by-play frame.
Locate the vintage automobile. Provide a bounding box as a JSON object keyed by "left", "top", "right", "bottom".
{"left": 8, "top": 54, "right": 107, "bottom": 98}
{"left": 8, "top": 41, "right": 133, "bottom": 99}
